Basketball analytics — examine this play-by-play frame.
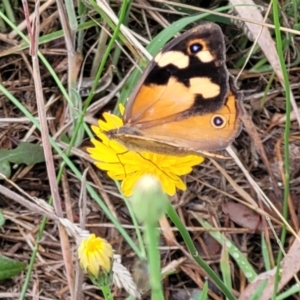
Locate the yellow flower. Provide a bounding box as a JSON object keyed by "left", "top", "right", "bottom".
{"left": 87, "top": 105, "right": 204, "bottom": 197}
{"left": 78, "top": 234, "right": 113, "bottom": 277}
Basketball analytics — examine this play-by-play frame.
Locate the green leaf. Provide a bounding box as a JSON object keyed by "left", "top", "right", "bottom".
{"left": 0, "top": 211, "right": 5, "bottom": 227}
{"left": 0, "top": 142, "right": 45, "bottom": 178}
{"left": 199, "top": 282, "right": 209, "bottom": 300}
{"left": 0, "top": 160, "right": 11, "bottom": 178}
{"left": 220, "top": 244, "right": 232, "bottom": 291}
{"left": 192, "top": 212, "right": 257, "bottom": 282}
{"left": 0, "top": 255, "right": 26, "bottom": 280}
{"left": 250, "top": 280, "right": 268, "bottom": 300}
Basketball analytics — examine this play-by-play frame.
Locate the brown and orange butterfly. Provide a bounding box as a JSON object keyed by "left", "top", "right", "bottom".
{"left": 108, "top": 23, "right": 243, "bottom": 156}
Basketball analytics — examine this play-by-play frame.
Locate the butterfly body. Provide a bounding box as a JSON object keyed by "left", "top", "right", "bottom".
{"left": 108, "top": 23, "right": 243, "bottom": 156}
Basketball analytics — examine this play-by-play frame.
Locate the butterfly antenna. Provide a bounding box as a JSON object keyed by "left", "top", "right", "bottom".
{"left": 104, "top": 135, "right": 128, "bottom": 177}
{"left": 115, "top": 149, "right": 129, "bottom": 177}
{"left": 136, "top": 152, "right": 174, "bottom": 181}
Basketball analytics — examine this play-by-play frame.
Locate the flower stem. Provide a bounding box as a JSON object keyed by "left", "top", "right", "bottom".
{"left": 144, "top": 222, "right": 164, "bottom": 300}
{"left": 131, "top": 175, "right": 168, "bottom": 300}
{"left": 100, "top": 284, "right": 114, "bottom": 300}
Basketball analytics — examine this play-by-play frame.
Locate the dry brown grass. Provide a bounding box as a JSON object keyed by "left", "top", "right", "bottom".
{"left": 1, "top": 0, "right": 300, "bottom": 299}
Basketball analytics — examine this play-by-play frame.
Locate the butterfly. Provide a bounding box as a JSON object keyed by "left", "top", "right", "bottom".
{"left": 107, "top": 23, "right": 243, "bottom": 156}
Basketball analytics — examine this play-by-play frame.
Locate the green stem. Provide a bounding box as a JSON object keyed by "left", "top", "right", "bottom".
{"left": 144, "top": 222, "right": 164, "bottom": 300}
{"left": 271, "top": 0, "right": 291, "bottom": 298}
{"left": 101, "top": 284, "right": 114, "bottom": 300}
{"left": 125, "top": 197, "right": 146, "bottom": 257}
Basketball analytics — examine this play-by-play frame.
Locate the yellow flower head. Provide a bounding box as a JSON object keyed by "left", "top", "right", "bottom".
{"left": 78, "top": 234, "right": 113, "bottom": 278}
{"left": 87, "top": 105, "right": 204, "bottom": 197}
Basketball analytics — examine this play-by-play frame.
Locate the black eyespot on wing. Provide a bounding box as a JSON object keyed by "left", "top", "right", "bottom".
{"left": 214, "top": 116, "right": 223, "bottom": 126}
{"left": 212, "top": 115, "right": 226, "bottom": 128}
{"left": 189, "top": 43, "right": 203, "bottom": 54}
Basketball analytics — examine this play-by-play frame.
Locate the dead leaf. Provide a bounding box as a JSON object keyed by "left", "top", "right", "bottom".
{"left": 223, "top": 201, "right": 261, "bottom": 231}
{"left": 238, "top": 232, "right": 300, "bottom": 300}
{"left": 229, "top": 0, "right": 300, "bottom": 127}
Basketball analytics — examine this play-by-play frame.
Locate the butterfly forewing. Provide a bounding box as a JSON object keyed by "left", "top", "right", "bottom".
{"left": 124, "top": 23, "right": 229, "bottom": 127}
{"left": 109, "top": 23, "right": 243, "bottom": 155}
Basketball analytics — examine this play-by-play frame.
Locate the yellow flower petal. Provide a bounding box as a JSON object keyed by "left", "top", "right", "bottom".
{"left": 78, "top": 234, "right": 113, "bottom": 278}
{"left": 100, "top": 113, "right": 123, "bottom": 130}
{"left": 122, "top": 171, "right": 145, "bottom": 197}
{"left": 119, "top": 103, "right": 125, "bottom": 115}
{"left": 87, "top": 141, "right": 121, "bottom": 163}
{"left": 88, "top": 110, "right": 204, "bottom": 197}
